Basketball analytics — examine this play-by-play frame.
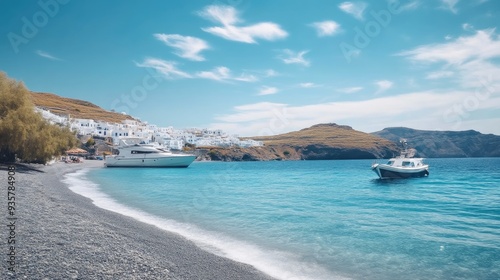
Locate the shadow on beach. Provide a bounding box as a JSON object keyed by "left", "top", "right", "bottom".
{"left": 0, "top": 163, "right": 45, "bottom": 174}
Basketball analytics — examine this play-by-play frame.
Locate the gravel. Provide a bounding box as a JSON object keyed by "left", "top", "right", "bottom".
{"left": 1, "top": 161, "right": 275, "bottom": 280}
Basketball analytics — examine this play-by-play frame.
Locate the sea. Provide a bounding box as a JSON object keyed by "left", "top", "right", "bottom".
{"left": 63, "top": 158, "right": 500, "bottom": 280}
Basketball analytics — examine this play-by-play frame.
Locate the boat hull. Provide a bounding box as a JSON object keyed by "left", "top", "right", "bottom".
{"left": 105, "top": 155, "right": 196, "bottom": 167}
{"left": 372, "top": 164, "right": 429, "bottom": 179}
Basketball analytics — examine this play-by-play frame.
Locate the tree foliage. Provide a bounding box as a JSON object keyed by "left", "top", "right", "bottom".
{"left": 0, "top": 72, "right": 78, "bottom": 163}
{"left": 85, "top": 138, "right": 95, "bottom": 148}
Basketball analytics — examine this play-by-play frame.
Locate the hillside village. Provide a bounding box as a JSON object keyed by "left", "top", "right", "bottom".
{"left": 36, "top": 107, "right": 263, "bottom": 150}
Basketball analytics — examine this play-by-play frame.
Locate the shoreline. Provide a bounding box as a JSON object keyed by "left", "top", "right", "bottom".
{"left": 2, "top": 160, "right": 275, "bottom": 279}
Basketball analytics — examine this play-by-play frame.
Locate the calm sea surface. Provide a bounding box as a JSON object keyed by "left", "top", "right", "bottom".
{"left": 65, "top": 158, "right": 500, "bottom": 280}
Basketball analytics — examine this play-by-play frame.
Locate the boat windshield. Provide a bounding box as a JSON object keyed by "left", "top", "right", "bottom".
{"left": 387, "top": 160, "right": 395, "bottom": 166}
{"left": 402, "top": 161, "right": 414, "bottom": 167}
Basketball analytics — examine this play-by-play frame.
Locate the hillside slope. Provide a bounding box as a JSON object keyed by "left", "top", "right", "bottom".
{"left": 372, "top": 127, "right": 500, "bottom": 158}
{"left": 30, "top": 92, "right": 135, "bottom": 123}
{"left": 202, "top": 123, "right": 400, "bottom": 161}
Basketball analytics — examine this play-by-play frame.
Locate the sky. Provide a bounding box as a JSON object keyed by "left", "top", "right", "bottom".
{"left": 1, "top": 0, "right": 500, "bottom": 136}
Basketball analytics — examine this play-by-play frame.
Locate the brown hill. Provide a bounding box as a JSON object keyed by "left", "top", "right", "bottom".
{"left": 251, "top": 123, "right": 395, "bottom": 149}
{"left": 201, "top": 123, "right": 400, "bottom": 161}
{"left": 30, "top": 92, "right": 135, "bottom": 123}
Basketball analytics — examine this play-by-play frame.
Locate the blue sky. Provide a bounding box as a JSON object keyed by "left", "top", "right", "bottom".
{"left": 1, "top": 0, "right": 499, "bottom": 136}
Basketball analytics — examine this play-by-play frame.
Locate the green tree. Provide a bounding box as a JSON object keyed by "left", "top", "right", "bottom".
{"left": 0, "top": 72, "right": 78, "bottom": 163}
{"left": 85, "top": 137, "right": 95, "bottom": 148}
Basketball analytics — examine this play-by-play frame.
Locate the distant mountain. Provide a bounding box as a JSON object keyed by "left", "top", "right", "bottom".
{"left": 372, "top": 127, "right": 500, "bottom": 158}
{"left": 201, "top": 123, "right": 399, "bottom": 161}
{"left": 30, "top": 92, "right": 136, "bottom": 123}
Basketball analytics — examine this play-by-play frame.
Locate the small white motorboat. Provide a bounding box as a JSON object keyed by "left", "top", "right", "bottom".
{"left": 371, "top": 140, "right": 429, "bottom": 179}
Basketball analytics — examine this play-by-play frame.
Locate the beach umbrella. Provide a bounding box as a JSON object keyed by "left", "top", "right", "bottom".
{"left": 66, "top": 148, "right": 88, "bottom": 154}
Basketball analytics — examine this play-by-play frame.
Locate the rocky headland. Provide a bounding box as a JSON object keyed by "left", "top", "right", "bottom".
{"left": 197, "top": 124, "right": 400, "bottom": 161}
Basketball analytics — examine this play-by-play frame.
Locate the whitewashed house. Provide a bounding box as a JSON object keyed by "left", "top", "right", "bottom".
{"left": 36, "top": 108, "right": 68, "bottom": 125}
{"left": 70, "top": 118, "right": 97, "bottom": 135}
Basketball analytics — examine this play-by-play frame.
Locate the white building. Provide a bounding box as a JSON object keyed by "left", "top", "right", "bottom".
{"left": 36, "top": 107, "right": 263, "bottom": 149}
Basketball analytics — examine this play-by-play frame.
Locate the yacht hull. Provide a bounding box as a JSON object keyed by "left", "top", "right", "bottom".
{"left": 372, "top": 164, "right": 429, "bottom": 179}
{"left": 105, "top": 155, "right": 196, "bottom": 167}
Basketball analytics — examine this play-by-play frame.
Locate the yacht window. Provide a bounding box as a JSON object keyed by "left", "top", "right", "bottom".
{"left": 402, "top": 161, "right": 411, "bottom": 167}
{"left": 131, "top": 150, "right": 159, "bottom": 154}
{"left": 387, "top": 160, "right": 395, "bottom": 165}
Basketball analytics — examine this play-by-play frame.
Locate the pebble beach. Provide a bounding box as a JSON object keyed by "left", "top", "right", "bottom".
{"left": 1, "top": 161, "right": 274, "bottom": 280}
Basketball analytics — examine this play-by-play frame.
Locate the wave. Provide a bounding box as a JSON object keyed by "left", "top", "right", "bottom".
{"left": 62, "top": 168, "right": 347, "bottom": 280}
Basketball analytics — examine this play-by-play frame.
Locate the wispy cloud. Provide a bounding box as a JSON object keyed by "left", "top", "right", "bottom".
{"left": 426, "top": 70, "right": 454, "bottom": 79}
{"left": 310, "top": 20, "right": 341, "bottom": 37}
{"left": 36, "top": 50, "right": 61, "bottom": 61}
{"left": 374, "top": 80, "right": 393, "bottom": 94}
{"left": 278, "top": 49, "right": 310, "bottom": 67}
{"left": 440, "top": 0, "right": 460, "bottom": 13}
{"left": 388, "top": 0, "right": 421, "bottom": 11}
{"left": 338, "top": 86, "right": 364, "bottom": 93}
{"left": 299, "top": 82, "right": 320, "bottom": 88}
{"left": 257, "top": 86, "right": 279, "bottom": 95}
{"left": 338, "top": 2, "right": 367, "bottom": 20}
{"left": 399, "top": 29, "right": 500, "bottom": 89}
{"left": 401, "top": 0, "right": 421, "bottom": 11}
{"left": 136, "top": 58, "right": 191, "bottom": 79}
{"left": 265, "top": 69, "right": 279, "bottom": 77}
{"left": 154, "top": 34, "right": 209, "bottom": 61}
{"left": 397, "top": 29, "right": 500, "bottom": 65}
{"left": 462, "top": 23, "right": 474, "bottom": 32}
{"left": 197, "top": 66, "right": 257, "bottom": 82}
{"left": 199, "top": 5, "right": 288, "bottom": 43}
{"left": 210, "top": 90, "right": 494, "bottom": 136}
{"left": 137, "top": 58, "right": 261, "bottom": 83}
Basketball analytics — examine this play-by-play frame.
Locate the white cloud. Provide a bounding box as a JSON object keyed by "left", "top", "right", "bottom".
{"left": 137, "top": 59, "right": 260, "bottom": 83}
{"left": 197, "top": 66, "right": 230, "bottom": 81}
{"left": 399, "top": 0, "right": 421, "bottom": 11}
{"left": 399, "top": 29, "right": 500, "bottom": 90}
{"left": 199, "top": 5, "right": 288, "bottom": 43}
{"left": 36, "top": 50, "right": 61, "bottom": 60}
{"left": 462, "top": 23, "right": 474, "bottom": 32}
{"left": 136, "top": 58, "right": 191, "bottom": 79}
{"left": 398, "top": 29, "right": 500, "bottom": 65}
{"left": 310, "top": 21, "right": 341, "bottom": 37}
{"left": 154, "top": 34, "right": 209, "bottom": 61}
{"left": 257, "top": 86, "right": 279, "bottom": 95}
{"left": 265, "top": 69, "right": 279, "bottom": 77}
{"left": 338, "top": 86, "right": 364, "bottom": 93}
{"left": 199, "top": 5, "right": 240, "bottom": 25}
{"left": 211, "top": 90, "right": 499, "bottom": 136}
{"left": 426, "top": 71, "right": 454, "bottom": 79}
{"left": 279, "top": 49, "right": 310, "bottom": 67}
{"left": 299, "top": 83, "right": 320, "bottom": 88}
{"left": 197, "top": 66, "right": 257, "bottom": 82}
{"left": 374, "top": 80, "right": 393, "bottom": 94}
{"left": 338, "top": 2, "right": 367, "bottom": 20}
{"left": 440, "top": 0, "right": 459, "bottom": 13}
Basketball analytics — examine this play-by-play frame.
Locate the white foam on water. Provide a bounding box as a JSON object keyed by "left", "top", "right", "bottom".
{"left": 63, "top": 169, "right": 350, "bottom": 280}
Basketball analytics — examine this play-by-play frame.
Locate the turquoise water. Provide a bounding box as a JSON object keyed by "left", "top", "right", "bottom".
{"left": 68, "top": 158, "right": 500, "bottom": 279}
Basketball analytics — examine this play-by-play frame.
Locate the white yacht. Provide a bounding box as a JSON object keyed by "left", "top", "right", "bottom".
{"left": 105, "top": 138, "right": 196, "bottom": 168}
{"left": 371, "top": 141, "right": 429, "bottom": 179}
